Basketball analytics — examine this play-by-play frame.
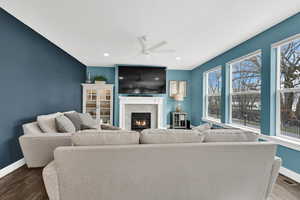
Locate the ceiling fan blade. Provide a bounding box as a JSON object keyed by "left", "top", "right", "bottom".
{"left": 147, "top": 41, "right": 167, "bottom": 51}
{"left": 137, "top": 37, "right": 146, "bottom": 50}
{"left": 151, "top": 49, "right": 176, "bottom": 53}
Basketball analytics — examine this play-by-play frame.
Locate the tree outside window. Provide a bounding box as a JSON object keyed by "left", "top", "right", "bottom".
{"left": 204, "top": 67, "right": 222, "bottom": 120}
{"left": 278, "top": 37, "right": 300, "bottom": 139}
{"left": 230, "top": 51, "right": 261, "bottom": 129}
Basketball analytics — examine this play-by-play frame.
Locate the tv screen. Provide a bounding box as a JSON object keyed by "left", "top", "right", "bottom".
{"left": 118, "top": 66, "right": 166, "bottom": 94}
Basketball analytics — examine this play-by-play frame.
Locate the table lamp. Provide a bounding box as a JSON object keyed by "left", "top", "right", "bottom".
{"left": 173, "top": 94, "right": 184, "bottom": 112}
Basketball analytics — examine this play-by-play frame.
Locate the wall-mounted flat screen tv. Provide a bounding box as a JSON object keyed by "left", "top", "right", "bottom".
{"left": 118, "top": 66, "right": 166, "bottom": 94}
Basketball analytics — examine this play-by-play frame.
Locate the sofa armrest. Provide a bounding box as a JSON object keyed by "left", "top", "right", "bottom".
{"left": 19, "top": 133, "right": 72, "bottom": 168}
{"left": 265, "top": 157, "right": 281, "bottom": 199}
{"left": 43, "top": 161, "right": 59, "bottom": 200}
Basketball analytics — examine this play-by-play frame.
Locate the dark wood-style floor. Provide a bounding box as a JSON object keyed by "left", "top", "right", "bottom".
{"left": 0, "top": 166, "right": 300, "bottom": 200}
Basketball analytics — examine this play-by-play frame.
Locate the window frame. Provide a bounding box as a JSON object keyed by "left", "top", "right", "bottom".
{"left": 203, "top": 66, "right": 222, "bottom": 122}
{"left": 273, "top": 34, "right": 300, "bottom": 142}
{"left": 227, "top": 49, "right": 262, "bottom": 131}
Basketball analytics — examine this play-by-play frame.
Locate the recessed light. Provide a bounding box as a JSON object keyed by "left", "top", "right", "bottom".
{"left": 175, "top": 57, "right": 181, "bottom": 60}
{"left": 104, "top": 53, "right": 110, "bottom": 57}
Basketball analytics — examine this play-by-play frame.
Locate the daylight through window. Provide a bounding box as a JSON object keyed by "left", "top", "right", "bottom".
{"left": 276, "top": 36, "right": 300, "bottom": 140}
{"left": 229, "top": 51, "right": 261, "bottom": 129}
{"left": 204, "top": 67, "right": 222, "bottom": 121}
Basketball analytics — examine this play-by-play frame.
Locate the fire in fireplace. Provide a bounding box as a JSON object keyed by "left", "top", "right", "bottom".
{"left": 131, "top": 112, "right": 151, "bottom": 131}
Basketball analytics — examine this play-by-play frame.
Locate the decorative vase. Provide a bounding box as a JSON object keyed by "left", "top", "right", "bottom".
{"left": 86, "top": 72, "right": 92, "bottom": 84}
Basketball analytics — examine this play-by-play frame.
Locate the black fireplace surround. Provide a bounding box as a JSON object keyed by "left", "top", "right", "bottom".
{"left": 131, "top": 112, "right": 151, "bottom": 131}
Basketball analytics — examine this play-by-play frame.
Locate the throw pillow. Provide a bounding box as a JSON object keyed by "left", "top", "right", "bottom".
{"left": 192, "top": 123, "right": 212, "bottom": 132}
{"left": 55, "top": 115, "right": 76, "bottom": 133}
{"left": 37, "top": 112, "right": 63, "bottom": 133}
{"left": 81, "top": 124, "right": 98, "bottom": 130}
{"left": 64, "top": 112, "right": 82, "bottom": 131}
{"left": 78, "top": 113, "right": 100, "bottom": 130}
{"left": 72, "top": 132, "right": 140, "bottom": 146}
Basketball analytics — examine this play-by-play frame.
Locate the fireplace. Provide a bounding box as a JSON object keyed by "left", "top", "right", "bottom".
{"left": 131, "top": 112, "right": 151, "bottom": 131}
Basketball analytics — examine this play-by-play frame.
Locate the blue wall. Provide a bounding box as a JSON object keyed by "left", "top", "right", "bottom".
{"left": 0, "top": 8, "right": 86, "bottom": 169}
{"left": 87, "top": 67, "right": 115, "bottom": 84}
{"left": 191, "top": 12, "right": 300, "bottom": 174}
{"left": 86, "top": 67, "right": 192, "bottom": 126}
{"left": 166, "top": 70, "right": 192, "bottom": 124}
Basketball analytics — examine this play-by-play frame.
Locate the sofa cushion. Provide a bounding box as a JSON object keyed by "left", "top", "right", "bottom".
{"left": 37, "top": 112, "right": 63, "bottom": 133}
{"left": 77, "top": 129, "right": 129, "bottom": 134}
{"left": 72, "top": 132, "right": 140, "bottom": 146}
{"left": 64, "top": 112, "right": 82, "bottom": 131}
{"left": 55, "top": 115, "right": 76, "bottom": 133}
{"left": 140, "top": 129, "right": 204, "bottom": 144}
{"left": 192, "top": 123, "right": 212, "bottom": 132}
{"left": 101, "top": 124, "right": 122, "bottom": 130}
{"left": 203, "top": 129, "right": 259, "bottom": 143}
{"left": 78, "top": 113, "right": 99, "bottom": 130}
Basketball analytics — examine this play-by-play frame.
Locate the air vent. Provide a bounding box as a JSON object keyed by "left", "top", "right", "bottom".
{"left": 282, "top": 177, "right": 298, "bottom": 186}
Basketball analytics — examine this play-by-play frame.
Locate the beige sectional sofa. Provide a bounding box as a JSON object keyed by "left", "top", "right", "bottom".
{"left": 43, "top": 131, "right": 280, "bottom": 200}
{"left": 20, "top": 113, "right": 280, "bottom": 200}
{"left": 19, "top": 111, "right": 123, "bottom": 168}
{"left": 19, "top": 113, "right": 260, "bottom": 168}
{"left": 20, "top": 121, "right": 72, "bottom": 168}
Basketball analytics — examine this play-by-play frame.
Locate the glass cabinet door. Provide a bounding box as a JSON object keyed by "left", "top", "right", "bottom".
{"left": 83, "top": 84, "right": 113, "bottom": 125}
{"left": 85, "top": 89, "right": 97, "bottom": 119}
{"left": 99, "top": 89, "right": 111, "bottom": 124}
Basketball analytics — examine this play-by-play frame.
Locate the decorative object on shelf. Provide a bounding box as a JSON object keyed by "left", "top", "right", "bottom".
{"left": 173, "top": 93, "right": 184, "bottom": 112}
{"left": 169, "top": 80, "right": 187, "bottom": 97}
{"left": 86, "top": 72, "right": 92, "bottom": 84}
{"left": 169, "top": 80, "right": 178, "bottom": 97}
{"left": 178, "top": 80, "right": 187, "bottom": 97}
{"left": 171, "top": 112, "right": 188, "bottom": 129}
{"left": 94, "top": 75, "right": 107, "bottom": 84}
{"left": 82, "top": 83, "right": 114, "bottom": 125}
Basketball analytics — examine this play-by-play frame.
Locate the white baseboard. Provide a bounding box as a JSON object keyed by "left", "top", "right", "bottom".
{"left": 0, "top": 158, "right": 25, "bottom": 179}
{"left": 280, "top": 166, "right": 300, "bottom": 183}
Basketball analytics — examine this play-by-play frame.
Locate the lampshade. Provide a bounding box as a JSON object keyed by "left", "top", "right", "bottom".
{"left": 173, "top": 94, "right": 184, "bottom": 101}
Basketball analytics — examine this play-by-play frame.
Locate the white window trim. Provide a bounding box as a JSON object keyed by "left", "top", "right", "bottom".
{"left": 227, "top": 50, "right": 262, "bottom": 131}
{"left": 227, "top": 49, "right": 262, "bottom": 66}
{"left": 274, "top": 34, "right": 300, "bottom": 143}
{"left": 203, "top": 66, "right": 222, "bottom": 121}
{"left": 272, "top": 33, "right": 300, "bottom": 48}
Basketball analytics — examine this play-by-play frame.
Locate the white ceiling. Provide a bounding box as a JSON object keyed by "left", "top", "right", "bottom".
{"left": 1, "top": 0, "right": 300, "bottom": 69}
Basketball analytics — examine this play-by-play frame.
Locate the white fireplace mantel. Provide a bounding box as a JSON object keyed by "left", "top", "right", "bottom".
{"left": 119, "top": 96, "right": 164, "bottom": 130}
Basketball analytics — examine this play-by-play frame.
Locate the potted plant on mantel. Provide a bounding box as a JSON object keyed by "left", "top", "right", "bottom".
{"left": 94, "top": 75, "right": 107, "bottom": 84}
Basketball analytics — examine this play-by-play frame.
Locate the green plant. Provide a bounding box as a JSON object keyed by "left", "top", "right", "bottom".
{"left": 94, "top": 75, "right": 107, "bottom": 82}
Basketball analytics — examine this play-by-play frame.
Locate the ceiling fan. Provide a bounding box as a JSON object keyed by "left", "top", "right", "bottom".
{"left": 137, "top": 35, "right": 175, "bottom": 55}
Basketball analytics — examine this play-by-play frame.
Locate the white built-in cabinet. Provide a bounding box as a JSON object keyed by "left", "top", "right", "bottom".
{"left": 82, "top": 84, "right": 114, "bottom": 125}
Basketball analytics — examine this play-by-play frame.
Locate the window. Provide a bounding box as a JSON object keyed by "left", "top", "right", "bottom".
{"left": 274, "top": 34, "right": 300, "bottom": 140}
{"left": 204, "top": 67, "right": 222, "bottom": 121}
{"left": 229, "top": 50, "right": 262, "bottom": 129}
